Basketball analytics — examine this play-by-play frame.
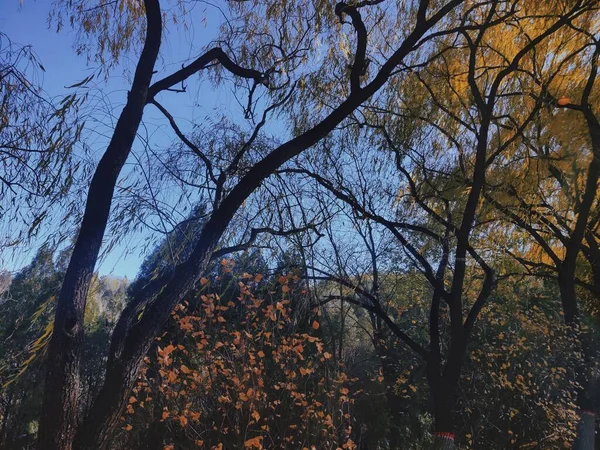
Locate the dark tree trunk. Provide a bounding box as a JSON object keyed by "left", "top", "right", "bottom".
{"left": 427, "top": 359, "right": 455, "bottom": 450}
{"left": 429, "top": 375, "right": 458, "bottom": 439}
{"left": 573, "top": 411, "right": 596, "bottom": 450}
{"left": 432, "top": 433, "right": 456, "bottom": 450}
{"left": 557, "top": 270, "right": 595, "bottom": 450}
{"left": 554, "top": 101, "right": 600, "bottom": 449}
{"left": 373, "top": 335, "right": 407, "bottom": 449}
{"left": 429, "top": 380, "right": 458, "bottom": 450}
{"left": 74, "top": 245, "right": 216, "bottom": 450}
{"left": 426, "top": 332, "right": 466, "bottom": 450}
{"left": 429, "top": 375, "right": 457, "bottom": 450}
{"left": 558, "top": 265, "right": 579, "bottom": 324}
{"left": 37, "top": 3, "right": 163, "bottom": 450}
{"left": 573, "top": 334, "right": 599, "bottom": 450}
{"left": 0, "top": 390, "right": 13, "bottom": 447}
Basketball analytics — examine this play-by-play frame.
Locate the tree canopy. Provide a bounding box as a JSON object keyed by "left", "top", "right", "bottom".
{"left": 1, "top": 1, "right": 600, "bottom": 449}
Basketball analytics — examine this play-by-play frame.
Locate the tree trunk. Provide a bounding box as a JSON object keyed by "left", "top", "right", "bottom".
{"left": 36, "top": 3, "right": 163, "bottom": 450}
{"left": 428, "top": 368, "right": 458, "bottom": 450}
{"left": 0, "top": 390, "right": 13, "bottom": 447}
{"left": 74, "top": 246, "right": 216, "bottom": 450}
{"left": 373, "top": 337, "right": 405, "bottom": 449}
{"left": 557, "top": 270, "right": 597, "bottom": 450}
{"left": 573, "top": 411, "right": 595, "bottom": 450}
{"left": 432, "top": 433, "right": 456, "bottom": 450}
{"left": 573, "top": 354, "right": 598, "bottom": 450}
{"left": 558, "top": 267, "right": 578, "bottom": 324}
{"left": 427, "top": 334, "right": 466, "bottom": 450}
{"left": 431, "top": 387, "right": 456, "bottom": 447}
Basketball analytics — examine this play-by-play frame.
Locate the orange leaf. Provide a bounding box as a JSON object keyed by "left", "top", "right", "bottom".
{"left": 244, "top": 436, "right": 263, "bottom": 448}
{"left": 557, "top": 96, "right": 571, "bottom": 106}
{"left": 178, "top": 415, "right": 188, "bottom": 427}
{"left": 312, "top": 321, "right": 320, "bottom": 330}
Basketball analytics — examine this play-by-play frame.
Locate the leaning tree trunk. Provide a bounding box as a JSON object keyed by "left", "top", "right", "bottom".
{"left": 36, "top": 2, "right": 163, "bottom": 450}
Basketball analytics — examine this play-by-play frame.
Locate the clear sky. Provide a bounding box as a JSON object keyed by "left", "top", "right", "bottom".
{"left": 2, "top": 1, "right": 252, "bottom": 279}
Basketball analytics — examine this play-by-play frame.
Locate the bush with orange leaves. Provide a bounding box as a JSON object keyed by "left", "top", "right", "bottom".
{"left": 121, "top": 269, "right": 357, "bottom": 450}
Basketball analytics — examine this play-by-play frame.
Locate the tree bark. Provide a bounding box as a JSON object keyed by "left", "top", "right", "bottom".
{"left": 573, "top": 411, "right": 596, "bottom": 450}
{"left": 558, "top": 267, "right": 579, "bottom": 325}
{"left": 427, "top": 333, "right": 466, "bottom": 450}
{"left": 37, "top": 2, "right": 163, "bottom": 450}
{"left": 432, "top": 433, "right": 456, "bottom": 450}
{"left": 373, "top": 336, "right": 406, "bottom": 449}
{"left": 73, "top": 243, "right": 215, "bottom": 450}
{"left": 0, "top": 390, "right": 13, "bottom": 448}
{"left": 430, "top": 378, "right": 457, "bottom": 444}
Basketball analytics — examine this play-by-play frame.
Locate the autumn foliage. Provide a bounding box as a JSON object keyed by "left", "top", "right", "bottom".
{"left": 122, "top": 267, "right": 356, "bottom": 450}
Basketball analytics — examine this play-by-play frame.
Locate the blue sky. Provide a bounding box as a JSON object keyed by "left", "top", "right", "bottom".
{"left": 1, "top": 1, "right": 245, "bottom": 279}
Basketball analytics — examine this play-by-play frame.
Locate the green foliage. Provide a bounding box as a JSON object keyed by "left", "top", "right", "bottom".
{"left": 0, "top": 248, "right": 128, "bottom": 448}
